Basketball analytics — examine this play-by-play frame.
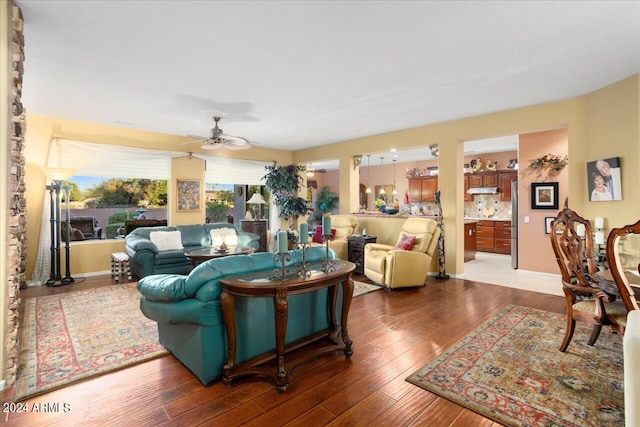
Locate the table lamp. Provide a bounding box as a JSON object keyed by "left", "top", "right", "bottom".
{"left": 247, "top": 193, "right": 266, "bottom": 220}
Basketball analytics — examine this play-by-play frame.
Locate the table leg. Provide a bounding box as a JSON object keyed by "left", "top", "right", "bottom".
{"left": 274, "top": 287, "right": 289, "bottom": 394}
{"left": 220, "top": 290, "right": 237, "bottom": 384}
{"left": 341, "top": 276, "right": 354, "bottom": 357}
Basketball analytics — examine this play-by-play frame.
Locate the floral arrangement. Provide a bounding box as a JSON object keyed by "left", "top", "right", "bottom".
{"left": 529, "top": 153, "right": 568, "bottom": 170}
{"left": 373, "top": 198, "right": 386, "bottom": 210}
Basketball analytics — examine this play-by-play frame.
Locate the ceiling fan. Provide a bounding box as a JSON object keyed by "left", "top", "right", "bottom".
{"left": 306, "top": 164, "right": 326, "bottom": 177}
{"left": 186, "top": 116, "right": 252, "bottom": 150}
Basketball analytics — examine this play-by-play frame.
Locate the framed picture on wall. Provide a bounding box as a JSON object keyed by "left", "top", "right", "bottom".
{"left": 531, "top": 182, "right": 559, "bottom": 210}
{"left": 545, "top": 217, "right": 555, "bottom": 234}
{"left": 586, "top": 157, "right": 622, "bottom": 201}
{"left": 176, "top": 179, "right": 201, "bottom": 212}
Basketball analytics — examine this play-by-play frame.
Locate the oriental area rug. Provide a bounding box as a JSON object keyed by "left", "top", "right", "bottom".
{"left": 15, "top": 283, "right": 167, "bottom": 401}
{"left": 406, "top": 304, "right": 624, "bottom": 427}
{"left": 353, "top": 281, "right": 382, "bottom": 297}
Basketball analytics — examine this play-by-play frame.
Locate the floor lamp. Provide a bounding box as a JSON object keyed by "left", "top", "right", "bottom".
{"left": 434, "top": 190, "right": 450, "bottom": 280}
{"left": 45, "top": 168, "right": 75, "bottom": 287}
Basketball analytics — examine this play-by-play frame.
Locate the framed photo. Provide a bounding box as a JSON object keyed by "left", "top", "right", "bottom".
{"left": 531, "top": 182, "right": 559, "bottom": 210}
{"left": 545, "top": 217, "right": 555, "bottom": 234}
{"left": 176, "top": 179, "right": 201, "bottom": 212}
{"left": 586, "top": 157, "right": 622, "bottom": 201}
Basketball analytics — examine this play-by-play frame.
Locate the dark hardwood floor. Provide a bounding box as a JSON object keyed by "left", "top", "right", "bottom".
{"left": 1, "top": 273, "right": 565, "bottom": 426}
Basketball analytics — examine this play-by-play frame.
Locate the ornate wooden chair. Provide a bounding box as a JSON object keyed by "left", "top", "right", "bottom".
{"left": 550, "top": 204, "right": 627, "bottom": 352}
{"left": 605, "top": 219, "right": 640, "bottom": 313}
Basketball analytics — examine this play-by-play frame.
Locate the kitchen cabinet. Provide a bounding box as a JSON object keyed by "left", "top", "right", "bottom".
{"left": 464, "top": 221, "right": 477, "bottom": 261}
{"left": 498, "top": 172, "right": 517, "bottom": 201}
{"left": 408, "top": 177, "right": 438, "bottom": 203}
{"left": 468, "top": 172, "right": 498, "bottom": 188}
{"left": 476, "top": 221, "right": 495, "bottom": 250}
{"left": 476, "top": 220, "right": 511, "bottom": 254}
{"left": 494, "top": 221, "right": 511, "bottom": 254}
{"left": 463, "top": 175, "right": 472, "bottom": 201}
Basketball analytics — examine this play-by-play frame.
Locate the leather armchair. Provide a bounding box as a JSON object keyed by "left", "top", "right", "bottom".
{"left": 310, "top": 214, "right": 360, "bottom": 259}
{"left": 364, "top": 217, "right": 440, "bottom": 288}
{"left": 327, "top": 215, "right": 360, "bottom": 259}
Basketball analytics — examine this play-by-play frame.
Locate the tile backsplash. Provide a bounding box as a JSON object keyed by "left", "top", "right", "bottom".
{"left": 464, "top": 195, "right": 512, "bottom": 219}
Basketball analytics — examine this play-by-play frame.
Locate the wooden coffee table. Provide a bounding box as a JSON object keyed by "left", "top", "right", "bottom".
{"left": 220, "top": 260, "right": 356, "bottom": 393}
{"left": 185, "top": 246, "right": 255, "bottom": 266}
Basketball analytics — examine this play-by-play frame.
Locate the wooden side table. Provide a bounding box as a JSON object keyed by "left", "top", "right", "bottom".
{"left": 240, "top": 219, "right": 267, "bottom": 252}
{"left": 347, "top": 235, "right": 377, "bottom": 275}
{"left": 220, "top": 260, "right": 356, "bottom": 393}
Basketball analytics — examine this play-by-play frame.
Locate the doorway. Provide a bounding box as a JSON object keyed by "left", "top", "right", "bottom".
{"left": 462, "top": 135, "right": 519, "bottom": 278}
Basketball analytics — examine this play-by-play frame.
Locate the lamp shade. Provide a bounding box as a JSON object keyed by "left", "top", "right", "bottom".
{"left": 46, "top": 167, "right": 76, "bottom": 182}
{"left": 247, "top": 193, "right": 267, "bottom": 204}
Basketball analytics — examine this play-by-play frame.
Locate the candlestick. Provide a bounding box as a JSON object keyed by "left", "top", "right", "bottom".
{"left": 594, "top": 217, "right": 604, "bottom": 229}
{"left": 299, "top": 223, "right": 308, "bottom": 243}
{"left": 278, "top": 231, "right": 288, "bottom": 254}
{"left": 321, "top": 234, "right": 336, "bottom": 273}
{"left": 594, "top": 231, "right": 605, "bottom": 245}
{"left": 322, "top": 215, "right": 331, "bottom": 236}
{"left": 295, "top": 241, "right": 312, "bottom": 278}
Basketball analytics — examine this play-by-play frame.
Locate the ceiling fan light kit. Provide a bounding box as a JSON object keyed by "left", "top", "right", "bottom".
{"left": 187, "top": 116, "right": 252, "bottom": 150}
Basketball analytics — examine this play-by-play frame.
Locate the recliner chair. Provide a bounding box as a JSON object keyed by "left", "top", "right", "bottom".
{"left": 364, "top": 217, "right": 439, "bottom": 289}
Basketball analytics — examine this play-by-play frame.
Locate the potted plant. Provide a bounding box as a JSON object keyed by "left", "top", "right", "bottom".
{"left": 262, "top": 164, "right": 309, "bottom": 234}
{"left": 314, "top": 185, "right": 338, "bottom": 219}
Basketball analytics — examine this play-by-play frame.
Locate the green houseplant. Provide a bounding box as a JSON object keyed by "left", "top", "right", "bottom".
{"left": 262, "top": 164, "right": 309, "bottom": 223}
{"left": 314, "top": 185, "right": 338, "bottom": 219}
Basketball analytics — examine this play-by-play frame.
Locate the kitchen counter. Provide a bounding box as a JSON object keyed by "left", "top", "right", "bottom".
{"left": 353, "top": 212, "right": 437, "bottom": 219}
{"left": 464, "top": 217, "right": 510, "bottom": 221}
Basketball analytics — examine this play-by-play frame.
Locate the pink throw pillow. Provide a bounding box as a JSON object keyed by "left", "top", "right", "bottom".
{"left": 395, "top": 234, "right": 416, "bottom": 251}
{"left": 312, "top": 226, "right": 336, "bottom": 244}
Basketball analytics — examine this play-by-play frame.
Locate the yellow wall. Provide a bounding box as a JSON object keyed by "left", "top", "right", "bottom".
{"left": 294, "top": 74, "right": 640, "bottom": 277}
{"left": 21, "top": 75, "right": 640, "bottom": 280}
{"left": 24, "top": 115, "right": 293, "bottom": 279}
{"left": 171, "top": 156, "right": 206, "bottom": 225}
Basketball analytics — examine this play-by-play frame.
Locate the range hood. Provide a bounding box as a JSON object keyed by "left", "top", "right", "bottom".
{"left": 467, "top": 187, "right": 499, "bottom": 195}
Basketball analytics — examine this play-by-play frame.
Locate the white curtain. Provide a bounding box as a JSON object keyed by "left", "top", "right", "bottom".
{"left": 202, "top": 156, "right": 271, "bottom": 185}
{"left": 49, "top": 138, "right": 185, "bottom": 179}
{"left": 31, "top": 191, "right": 52, "bottom": 284}
{"left": 34, "top": 137, "right": 269, "bottom": 279}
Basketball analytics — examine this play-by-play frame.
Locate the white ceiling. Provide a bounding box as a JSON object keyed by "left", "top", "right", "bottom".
{"left": 17, "top": 1, "right": 640, "bottom": 166}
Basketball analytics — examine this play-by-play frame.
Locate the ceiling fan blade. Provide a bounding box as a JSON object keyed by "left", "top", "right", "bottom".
{"left": 201, "top": 142, "right": 224, "bottom": 150}
{"left": 221, "top": 134, "right": 250, "bottom": 145}
{"left": 181, "top": 134, "right": 211, "bottom": 144}
{"left": 223, "top": 142, "right": 252, "bottom": 150}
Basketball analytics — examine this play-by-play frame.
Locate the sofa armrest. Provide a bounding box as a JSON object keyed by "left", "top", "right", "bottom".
{"left": 237, "top": 230, "right": 260, "bottom": 248}
{"left": 137, "top": 274, "right": 188, "bottom": 302}
{"left": 365, "top": 243, "right": 395, "bottom": 253}
{"left": 387, "top": 248, "right": 431, "bottom": 263}
{"left": 126, "top": 233, "right": 159, "bottom": 253}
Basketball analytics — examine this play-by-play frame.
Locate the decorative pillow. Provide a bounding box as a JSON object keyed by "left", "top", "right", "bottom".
{"left": 149, "top": 230, "right": 184, "bottom": 252}
{"left": 312, "top": 226, "right": 336, "bottom": 244}
{"left": 395, "top": 234, "right": 416, "bottom": 251}
{"left": 210, "top": 228, "right": 238, "bottom": 247}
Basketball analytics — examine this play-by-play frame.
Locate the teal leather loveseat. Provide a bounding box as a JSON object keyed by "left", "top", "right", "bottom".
{"left": 136, "top": 247, "right": 342, "bottom": 385}
{"left": 125, "top": 223, "right": 259, "bottom": 278}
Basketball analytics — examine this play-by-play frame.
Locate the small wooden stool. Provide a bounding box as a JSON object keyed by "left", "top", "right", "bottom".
{"left": 111, "top": 252, "right": 132, "bottom": 283}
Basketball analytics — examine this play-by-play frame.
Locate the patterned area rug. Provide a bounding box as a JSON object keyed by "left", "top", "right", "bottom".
{"left": 406, "top": 304, "right": 624, "bottom": 426}
{"left": 16, "top": 283, "right": 167, "bottom": 401}
{"left": 353, "top": 281, "right": 382, "bottom": 297}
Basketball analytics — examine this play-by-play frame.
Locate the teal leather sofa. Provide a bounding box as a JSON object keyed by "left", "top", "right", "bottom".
{"left": 125, "top": 223, "right": 259, "bottom": 278}
{"left": 136, "top": 247, "right": 342, "bottom": 385}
